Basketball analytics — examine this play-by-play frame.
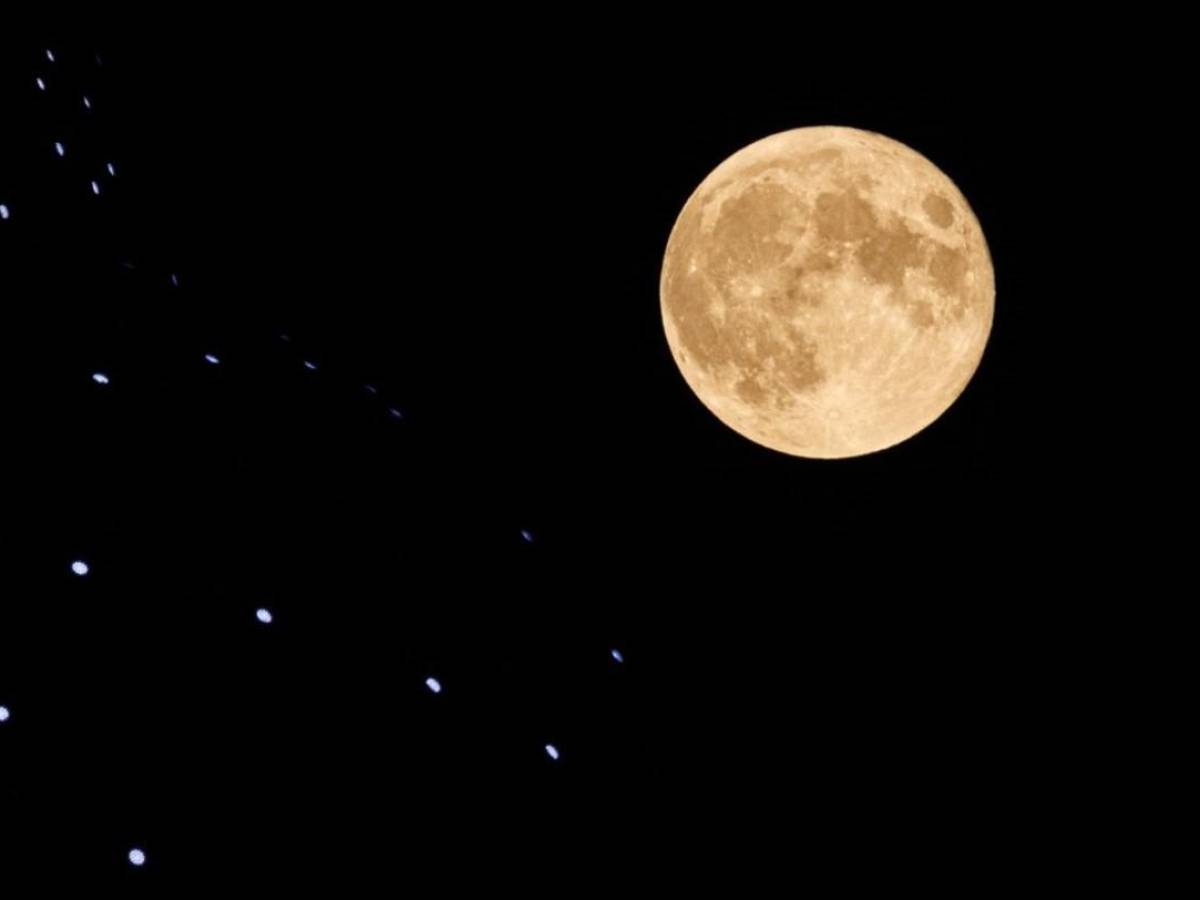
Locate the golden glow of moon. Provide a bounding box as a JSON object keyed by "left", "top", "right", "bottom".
{"left": 660, "top": 126, "right": 994, "bottom": 459}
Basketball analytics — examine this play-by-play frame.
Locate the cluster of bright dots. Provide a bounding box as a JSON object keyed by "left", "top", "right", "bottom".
{"left": 3, "top": 47, "right": 118, "bottom": 220}
{"left": 4, "top": 45, "right": 631, "bottom": 872}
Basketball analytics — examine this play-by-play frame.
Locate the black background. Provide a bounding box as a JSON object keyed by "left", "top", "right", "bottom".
{"left": 1, "top": 25, "right": 1098, "bottom": 889}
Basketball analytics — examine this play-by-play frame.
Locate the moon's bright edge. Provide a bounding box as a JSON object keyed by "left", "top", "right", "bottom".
{"left": 660, "top": 126, "right": 994, "bottom": 459}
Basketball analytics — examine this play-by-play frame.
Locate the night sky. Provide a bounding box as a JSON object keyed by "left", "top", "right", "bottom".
{"left": 1, "top": 29, "right": 1083, "bottom": 888}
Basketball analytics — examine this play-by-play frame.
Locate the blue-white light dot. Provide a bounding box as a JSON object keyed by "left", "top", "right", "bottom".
{"left": 46, "top": 49, "right": 56, "bottom": 62}
{"left": 128, "top": 848, "right": 146, "bottom": 867}
{"left": 36, "top": 77, "right": 46, "bottom": 91}
{"left": 364, "top": 384, "right": 378, "bottom": 395}
{"left": 545, "top": 744, "right": 561, "bottom": 761}
{"left": 83, "top": 95, "right": 92, "bottom": 110}
{"left": 388, "top": 408, "right": 403, "bottom": 419}
{"left": 521, "top": 529, "right": 535, "bottom": 543}
{"left": 0, "top": 706, "right": 10, "bottom": 723}
{"left": 71, "top": 560, "right": 90, "bottom": 576}
{"left": 425, "top": 677, "right": 442, "bottom": 694}
{"left": 256, "top": 608, "right": 273, "bottom": 624}
{"left": 0, "top": 204, "right": 9, "bottom": 221}
{"left": 303, "top": 360, "right": 317, "bottom": 371}
{"left": 54, "top": 141, "right": 65, "bottom": 157}
{"left": 204, "top": 354, "right": 220, "bottom": 365}
{"left": 170, "top": 273, "right": 179, "bottom": 287}
{"left": 611, "top": 648, "right": 624, "bottom": 663}
{"left": 106, "top": 162, "right": 116, "bottom": 177}
{"left": 90, "top": 180, "right": 100, "bottom": 196}
{"left": 92, "top": 372, "right": 110, "bottom": 385}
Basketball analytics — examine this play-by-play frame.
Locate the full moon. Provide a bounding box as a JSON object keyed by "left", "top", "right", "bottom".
{"left": 660, "top": 126, "right": 994, "bottom": 458}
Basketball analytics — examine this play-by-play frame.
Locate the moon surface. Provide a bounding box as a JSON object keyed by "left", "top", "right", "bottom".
{"left": 660, "top": 126, "right": 994, "bottom": 458}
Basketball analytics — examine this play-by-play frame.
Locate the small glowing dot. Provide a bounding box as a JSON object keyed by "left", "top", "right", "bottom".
{"left": 256, "top": 608, "right": 273, "bottom": 624}
{"left": 54, "top": 141, "right": 65, "bottom": 157}
{"left": 280, "top": 333, "right": 291, "bottom": 342}
{"left": 106, "top": 162, "right": 116, "bottom": 177}
{"left": 204, "top": 354, "right": 220, "bottom": 365}
{"left": 170, "top": 273, "right": 179, "bottom": 287}
{"left": 611, "top": 648, "right": 624, "bottom": 663}
{"left": 92, "top": 372, "right": 110, "bottom": 385}
{"left": 303, "top": 360, "right": 317, "bottom": 371}
{"left": 46, "top": 49, "right": 56, "bottom": 62}
{"left": 90, "top": 180, "right": 100, "bottom": 196}
{"left": 71, "top": 560, "right": 90, "bottom": 576}
{"left": 425, "top": 677, "right": 442, "bottom": 694}
{"left": 545, "top": 744, "right": 561, "bottom": 761}
{"left": 83, "top": 95, "right": 92, "bottom": 109}
{"left": 521, "top": 529, "right": 534, "bottom": 543}
{"left": 364, "top": 384, "right": 377, "bottom": 394}
{"left": 0, "top": 204, "right": 9, "bottom": 221}
{"left": 0, "top": 706, "right": 10, "bottom": 723}
{"left": 128, "top": 848, "right": 146, "bottom": 867}
{"left": 388, "top": 408, "right": 403, "bottom": 419}
{"left": 36, "top": 77, "right": 46, "bottom": 91}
